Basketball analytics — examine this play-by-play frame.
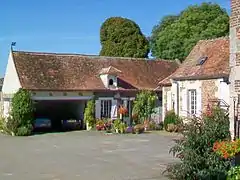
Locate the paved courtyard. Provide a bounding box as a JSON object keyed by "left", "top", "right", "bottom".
{"left": 0, "top": 131, "right": 179, "bottom": 180}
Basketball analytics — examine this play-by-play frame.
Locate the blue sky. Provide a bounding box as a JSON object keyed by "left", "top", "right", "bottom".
{"left": 0, "top": 0, "right": 230, "bottom": 76}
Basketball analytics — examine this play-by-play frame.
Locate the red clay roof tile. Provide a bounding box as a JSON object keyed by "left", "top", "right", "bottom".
{"left": 159, "top": 37, "right": 229, "bottom": 84}
{"left": 12, "top": 51, "right": 179, "bottom": 91}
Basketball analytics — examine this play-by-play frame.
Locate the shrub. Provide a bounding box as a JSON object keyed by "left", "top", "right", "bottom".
{"left": 164, "top": 110, "right": 178, "bottom": 131}
{"left": 132, "top": 91, "right": 157, "bottom": 123}
{"left": 119, "top": 122, "right": 127, "bottom": 134}
{"left": 84, "top": 100, "right": 95, "bottom": 129}
{"left": 166, "top": 107, "right": 231, "bottom": 179}
{"left": 16, "top": 125, "right": 32, "bottom": 136}
{"left": 227, "top": 166, "right": 240, "bottom": 180}
{"left": 113, "top": 119, "right": 121, "bottom": 132}
{"left": 9, "top": 89, "right": 35, "bottom": 136}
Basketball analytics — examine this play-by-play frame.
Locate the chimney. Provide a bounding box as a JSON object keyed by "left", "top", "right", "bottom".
{"left": 230, "top": 0, "right": 240, "bottom": 67}
{"left": 229, "top": 0, "right": 240, "bottom": 139}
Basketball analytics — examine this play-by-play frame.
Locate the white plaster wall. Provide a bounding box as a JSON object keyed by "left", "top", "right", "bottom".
{"left": 178, "top": 80, "right": 202, "bottom": 117}
{"left": 216, "top": 78, "right": 230, "bottom": 108}
{"left": 99, "top": 74, "right": 117, "bottom": 88}
{"left": 99, "top": 74, "right": 109, "bottom": 88}
{"left": 2, "top": 51, "right": 21, "bottom": 94}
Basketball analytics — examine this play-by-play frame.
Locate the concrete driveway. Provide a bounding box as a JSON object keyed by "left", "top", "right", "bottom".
{"left": 0, "top": 131, "right": 179, "bottom": 180}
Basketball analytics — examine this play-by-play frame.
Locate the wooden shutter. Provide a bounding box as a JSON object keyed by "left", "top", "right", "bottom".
{"left": 95, "top": 100, "right": 101, "bottom": 119}
{"left": 111, "top": 99, "right": 118, "bottom": 119}
{"left": 196, "top": 89, "right": 202, "bottom": 116}
{"left": 167, "top": 91, "right": 172, "bottom": 111}
{"left": 181, "top": 89, "right": 188, "bottom": 117}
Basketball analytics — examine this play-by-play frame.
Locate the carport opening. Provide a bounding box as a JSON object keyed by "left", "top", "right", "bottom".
{"left": 34, "top": 100, "right": 87, "bottom": 132}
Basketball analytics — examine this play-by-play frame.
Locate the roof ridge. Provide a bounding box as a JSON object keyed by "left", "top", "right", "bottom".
{"left": 13, "top": 50, "right": 179, "bottom": 62}
{"left": 198, "top": 36, "right": 229, "bottom": 43}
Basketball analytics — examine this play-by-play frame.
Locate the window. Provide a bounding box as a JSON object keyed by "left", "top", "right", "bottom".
{"left": 101, "top": 100, "right": 112, "bottom": 118}
{"left": 196, "top": 56, "right": 208, "bottom": 65}
{"left": 108, "top": 79, "right": 114, "bottom": 86}
{"left": 188, "top": 90, "right": 197, "bottom": 115}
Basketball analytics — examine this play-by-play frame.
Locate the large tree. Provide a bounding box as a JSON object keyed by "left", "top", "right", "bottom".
{"left": 100, "top": 17, "right": 149, "bottom": 58}
{"left": 150, "top": 2, "right": 229, "bottom": 61}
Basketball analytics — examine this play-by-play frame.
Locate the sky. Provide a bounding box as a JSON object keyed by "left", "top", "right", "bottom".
{"left": 0, "top": 0, "right": 230, "bottom": 77}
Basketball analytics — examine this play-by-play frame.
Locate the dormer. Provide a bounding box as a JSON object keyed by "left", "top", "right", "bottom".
{"left": 99, "top": 66, "right": 122, "bottom": 89}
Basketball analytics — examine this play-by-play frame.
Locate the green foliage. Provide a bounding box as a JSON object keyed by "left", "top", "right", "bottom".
{"left": 227, "top": 166, "right": 240, "bottom": 180}
{"left": 166, "top": 107, "right": 231, "bottom": 179}
{"left": 100, "top": 17, "right": 149, "bottom": 58}
{"left": 150, "top": 2, "right": 229, "bottom": 61}
{"left": 132, "top": 91, "right": 157, "bottom": 123}
{"left": 15, "top": 125, "right": 32, "bottom": 136}
{"left": 9, "top": 89, "right": 35, "bottom": 136}
{"left": 119, "top": 122, "right": 127, "bottom": 134}
{"left": 84, "top": 100, "right": 95, "bottom": 128}
{"left": 113, "top": 119, "right": 121, "bottom": 131}
{"left": 164, "top": 110, "right": 178, "bottom": 131}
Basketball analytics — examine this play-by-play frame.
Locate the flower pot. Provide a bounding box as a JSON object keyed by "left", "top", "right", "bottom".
{"left": 86, "top": 122, "right": 92, "bottom": 131}
{"left": 116, "top": 129, "right": 119, "bottom": 133}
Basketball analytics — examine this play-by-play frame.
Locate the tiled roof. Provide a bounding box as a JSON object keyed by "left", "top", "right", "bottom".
{"left": 99, "top": 66, "right": 122, "bottom": 75}
{"left": 12, "top": 51, "right": 179, "bottom": 91}
{"left": 164, "top": 37, "right": 229, "bottom": 81}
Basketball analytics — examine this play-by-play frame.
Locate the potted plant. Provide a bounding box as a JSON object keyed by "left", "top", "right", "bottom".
{"left": 113, "top": 119, "right": 121, "bottom": 133}
{"left": 119, "top": 122, "right": 127, "bottom": 134}
{"left": 118, "top": 106, "right": 128, "bottom": 121}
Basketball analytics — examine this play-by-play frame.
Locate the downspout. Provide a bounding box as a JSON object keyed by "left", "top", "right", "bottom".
{"left": 176, "top": 82, "right": 180, "bottom": 116}
{"left": 172, "top": 81, "right": 180, "bottom": 116}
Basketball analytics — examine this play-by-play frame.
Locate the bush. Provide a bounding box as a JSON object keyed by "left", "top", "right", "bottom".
{"left": 166, "top": 107, "right": 231, "bottom": 179}
{"left": 113, "top": 119, "right": 121, "bottom": 132}
{"left": 16, "top": 125, "right": 32, "bottom": 136}
{"left": 164, "top": 110, "right": 178, "bottom": 131}
{"left": 227, "top": 166, "right": 240, "bottom": 180}
{"left": 8, "top": 89, "right": 35, "bottom": 136}
{"left": 84, "top": 100, "right": 95, "bottom": 129}
{"left": 132, "top": 91, "right": 158, "bottom": 123}
{"left": 119, "top": 122, "right": 127, "bottom": 134}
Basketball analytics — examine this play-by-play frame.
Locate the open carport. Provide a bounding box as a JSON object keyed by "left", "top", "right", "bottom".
{"left": 34, "top": 100, "right": 87, "bottom": 131}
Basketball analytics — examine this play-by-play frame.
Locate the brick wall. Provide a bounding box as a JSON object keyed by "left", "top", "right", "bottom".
{"left": 231, "top": 0, "right": 240, "bottom": 28}
{"left": 201, "top": 80, "right": 218, "bottom": 112}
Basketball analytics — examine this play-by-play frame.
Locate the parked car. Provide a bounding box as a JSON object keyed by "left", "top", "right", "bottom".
{"left": 61, "top": 119, "right": 82, "bottom": 131}
{"left": 34, "top": 118, "right": 52, "bottom": 130}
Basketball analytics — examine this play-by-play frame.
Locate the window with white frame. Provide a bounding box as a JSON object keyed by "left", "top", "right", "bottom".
{"left": 101, "top": 100, "right": 112, "bottom": 118}
{"left": 188, "top": 89, "right": 197, "bottom": 115}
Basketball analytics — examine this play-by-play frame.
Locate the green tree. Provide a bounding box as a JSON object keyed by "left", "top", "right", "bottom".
{"left": 132, "top": 91, "right": 157, "bottom": 123}
{"left": 100, "top": 17, "right": 150, "bottom": 58}
{"left": 150, "top": 2, "right": 229, "bottom": 61}
{"left": 84, "top": 100, "right": 95, "bottom": 130}
{"left": 8, "top": 88, "right": 35, "bottom": 136}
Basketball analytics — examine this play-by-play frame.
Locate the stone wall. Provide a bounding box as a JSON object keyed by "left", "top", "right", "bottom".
{"left": 229, "top": 0, "right": 240, "bottom": 138}
{"left": 201, "top": 80, "right": 218, "bottom": 112}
